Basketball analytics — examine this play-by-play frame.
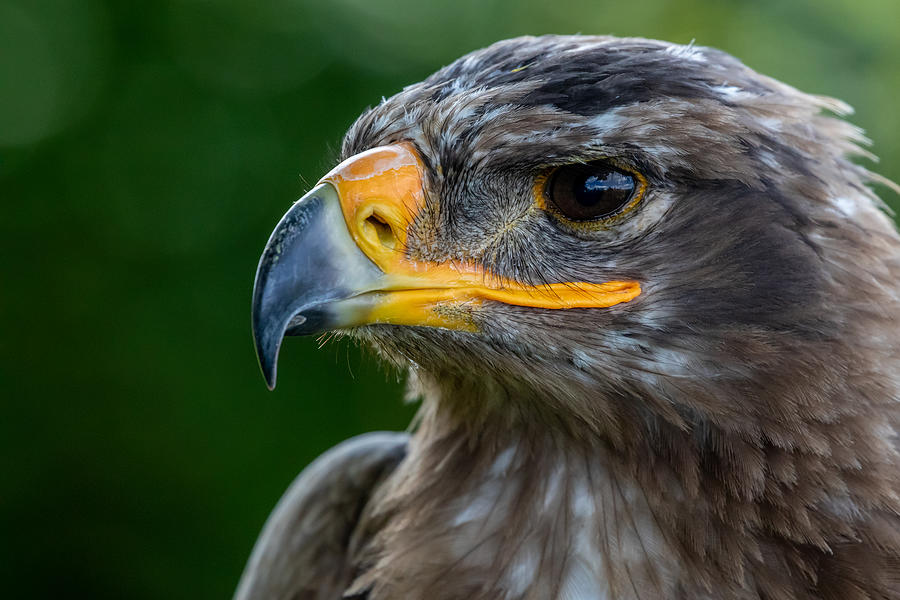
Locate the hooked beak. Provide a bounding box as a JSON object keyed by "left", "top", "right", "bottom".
{"left": 251, "top": 143, "right": 641, "bottom": 389}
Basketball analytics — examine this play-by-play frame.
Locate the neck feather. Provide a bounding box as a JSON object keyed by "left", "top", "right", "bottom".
{"left": 355, "top": 368, "right": 900, "bottom": 600}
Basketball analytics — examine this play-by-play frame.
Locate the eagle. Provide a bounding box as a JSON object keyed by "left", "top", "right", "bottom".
{"left": 237, "top": 36, "right": 900, "bottom": 600}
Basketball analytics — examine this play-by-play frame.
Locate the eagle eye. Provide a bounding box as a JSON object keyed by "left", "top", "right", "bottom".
{"left": 546, "top": 162, "right": 639, "bottom": 222}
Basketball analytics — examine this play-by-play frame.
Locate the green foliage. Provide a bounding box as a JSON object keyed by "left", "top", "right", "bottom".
{"left": 1, "top": 0, "right": 897, "bottom": 598}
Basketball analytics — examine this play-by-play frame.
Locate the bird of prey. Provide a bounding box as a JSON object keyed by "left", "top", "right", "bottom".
{"left": 238, "top": 36, "right": 900, "bottom": 600}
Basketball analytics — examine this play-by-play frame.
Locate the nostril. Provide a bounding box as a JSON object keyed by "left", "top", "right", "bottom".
{"left": 365, "top": 213, "right": 397, "bottom": 250}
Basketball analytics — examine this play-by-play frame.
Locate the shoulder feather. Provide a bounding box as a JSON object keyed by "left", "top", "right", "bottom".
{"left": 234, "top": 432, "right": 409, "bottom": 600}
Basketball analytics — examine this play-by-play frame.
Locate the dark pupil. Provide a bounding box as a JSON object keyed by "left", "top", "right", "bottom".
{"left": 552, "top": 164, "right": 636, "bottom": 221}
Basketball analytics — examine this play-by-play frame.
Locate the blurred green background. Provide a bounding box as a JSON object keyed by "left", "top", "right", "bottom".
{"left": 2, "top": 0, "right": 898, "bottom": 598}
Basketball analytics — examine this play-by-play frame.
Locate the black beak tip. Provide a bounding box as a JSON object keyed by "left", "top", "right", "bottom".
{"left": 263, "top": 369, "right": 277, "bottom": 392}
{"left": 251, "top": 226, "right": 291, "bottom": 392}
{"left": 252, "top": 319, "right": 280, "bottom": 391}
{"left": 252, "top": 273, "right": 285, "bottom": 392}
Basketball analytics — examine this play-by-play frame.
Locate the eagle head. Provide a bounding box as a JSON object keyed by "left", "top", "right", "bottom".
{"left": 253, "top": 35, "right": 898, "bottom": 439}
{"left": 246, "top": 36, "right": 900, "bottom": 600}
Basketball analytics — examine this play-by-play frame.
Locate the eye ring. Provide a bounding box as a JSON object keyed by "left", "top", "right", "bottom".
{"left": 537, "top": 159, "right": 648, "bottom": 227}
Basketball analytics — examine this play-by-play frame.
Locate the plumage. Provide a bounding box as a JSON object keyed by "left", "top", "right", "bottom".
{"left": 235, "top": 433, "right": 408, "bottom": 600}
{"left": 240, "top": 35, "right": 900, "bottom": 599}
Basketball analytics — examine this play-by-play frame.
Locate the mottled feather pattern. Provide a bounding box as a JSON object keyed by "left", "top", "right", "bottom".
{"left": 239, "top": 35, "right": 900, "bottom": 600}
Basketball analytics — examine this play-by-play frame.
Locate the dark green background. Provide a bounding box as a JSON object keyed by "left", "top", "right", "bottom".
{"left": 2, "top": 0, "right": 898, "bottom": 598}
